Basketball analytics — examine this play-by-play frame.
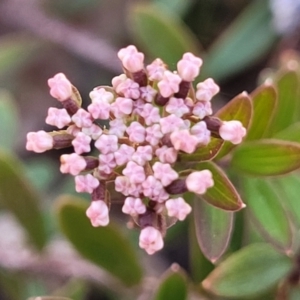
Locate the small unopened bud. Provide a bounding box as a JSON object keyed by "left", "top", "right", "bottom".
{"left": 196, "top": 78, "right": 220, "bottom": 102}
{"left": 118, "top": 45, "right": 144, "bottom": 73}
{"left": 139, "top": 226, "right": 164, "bottom": 255}
{"left": 50, "top": 131, "right": 74, "bottom": 149}
{"left": 165, "top": 179, "right": 188, "bottom": 194}
{"left": 48, "top": 73, "right": 72, "bottom": 101}
{"left": 86, "top": 200, "right": 109, "bottom": 227}
{"left": 177, "top": 52, "right": 203, "bottom": 82}
{"left": 165, "top": 197, "right": 192, "bottom": 221}
{"left": 186, "top": 170, "right": 214, "bottom": 195}
{"left": 174, "top": 81, "right": 191, "bottom": 99}
{"left": 26, "top": 131, "right": 53, "bottom": 153}
{"left": 154, "top": 93, "right": 169, "bottom": 106}
{"left": 219, "top": 120, "right": 246, "bottom": 144}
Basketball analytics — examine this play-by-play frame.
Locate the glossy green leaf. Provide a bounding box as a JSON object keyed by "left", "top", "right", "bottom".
{"left": 194, "top": 197, "right": 233, "bottom": 263}
{"left": 246, "top": 83, "right": 277, "bottom": 140}
{"left": 201, "top": 0, "right": 277, "bottom": 81}
{"left": 178, "top": 137, "right": 223, "bottom": 162}
{"left": 215, "top": 92, "right": 252, "bottom": 159}
{"left": 153, "top": 264, "right": 188, "bottom": 300}
{"left": 231, "top": 139, "right": 300, "bottom": 176}
{"left": 194, "top": 161, "right": 244, "bottom": 211}
{"left": 242, "top": 177, "right": 293, "bottom": 252}
{"left": 272, "top": 174, "right": 300, "bottom": 228}
{"left": 202, "top": 243, "right": 292, "bottom": 298}
{"left": 274, "top": 122, "right": 300, "bottom": 143}
{"left": 188, "top": 215, "right": 214, "bottom": 282}
{"left": 55, "top": 195, "right": 143, "bottom": 286}
{"left": 269, "top": 70, "right": 300, "bottom": 135}
{"left": 0, "top": 90, "right": 19, "bottom": 150}
{"left": 0, "top": 151, "right": 47, "bottom": 250}
{"left": 128, "top": 3, "right": 201, "bottom": 67}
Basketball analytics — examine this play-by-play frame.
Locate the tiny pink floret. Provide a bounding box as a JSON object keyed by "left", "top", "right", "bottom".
{"left": 114, "top": 144, "right": 135, "bottom": 166}
{"left": 60, "top": 153, "right": 86, "bottom": 175}
{"left": 75, "top": 174, "right": 100, "bottom": 193}
{"left": 86, "top": 200, "right": 109, "bottom": 227}
{"left": 191, "top": 121, "right": 211, "bottom": 145}
{"left": 88, "top": 100, "right": 110, "bottom": 120}
{"left": 139, "top": 226, "right": 164, "bottom": 255}
{"left": 117, "top": 45, "right": 144, "bottom": 73}
{"left": 155, "top": 146, "right": 178, "bottom": 164}
{"left": 196, "top": 78, "right": 220, "bottom": 102}
{"left": 26, "top": 131, "right": 53, "bottom": 153}
{"left": 219, "top": 120, "right": 247, "bottom": 144}
{"left": 186, "top": 170, "right": 214, "bottom": 195}
{"left": 146, "top": 58, "right": 166, "bottom": 81}
{"left": 116, "top": 78, "right": 140, "bottom": 99}
{"left": 177, "top": 52, "right": 203, "bottom": 82}
{"left": 152, "top": 162, "right": 178, "bottom": 187}
{"left": 123, "top": 161, "right": 146, "bottom": 184}
{"left": 166, "top": 97, "right": 190, "bottom": 117}
{"left": 122, "top": 197, "right": 146, "bottom": 216}
{"left": 192, "top": 101, "right": 213, "bottom": 119}
{"left": 126, "top": 121, "right": 146, "bottom": 143}
{"left": 132, "top": 145, "right": 153, "bottom": 166}
{"left": 89, "top": 87, "right": 114, "bottom": 103}
{"left": 157, "top": 71, "right": 181, "bottom": 98}
{"left": 95, "top": 134, "right": 118, "bottom": 154}
{"left": 72, "top": 109, "right": 93, "bottom": 128}
{"left": 46, "top": 107, "right": 71, "bottom": 129}
{"left": 110, "top": 97, "right": 133, "bottom": 118}
{"left": 165, "top": 197, "right": 192, "bottom": 221}
{"left": 48, "top": 73, "right": 72, "bottom": 101}
{"left": 72, "top": 132, "right": 91, "bottom": 154}
{"left": 170, "top": 130, "right": 199, "bottom": 154}
{"left": 98, "top": 153, "right": 117, "bottom": 174}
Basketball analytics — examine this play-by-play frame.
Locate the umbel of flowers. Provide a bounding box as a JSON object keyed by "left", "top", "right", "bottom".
{"left": 26, "top": 46, "right": 246, "bottom": 255}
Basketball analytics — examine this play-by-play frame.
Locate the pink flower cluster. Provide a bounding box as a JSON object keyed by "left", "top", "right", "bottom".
{"left": 26, "top": 45, "right": 246, "bottom": 255}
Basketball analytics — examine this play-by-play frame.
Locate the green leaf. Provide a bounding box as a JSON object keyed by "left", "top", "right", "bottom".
{"left": 274, "top": 122, "right": 300, "bottom": 143}
{"left": 55, "top": 195, "right": 143, "bottom": 286}
{"left": 202, "top": 243, "right": 292, "bottom": 298}
{"left": 153, "top": 265, "right": 188, "bottom": 300}
{"left": 231, "top": 139, "right": 300, "bottom": 176}
{"left": 215, "top": 92, "right": 252, "bottom": 159}
{"left": 194, "top": 161, "right": 244, "bottom": 211}
{"left": 246, "top": 83, "right": 277, "bottom": 140}
{"left": 128, "top": 3, "right": 201, "bottom": 67}
{"left": 201, "top": 0, "right": 277, "bottom": 81}
{"left": 0, "top": 89, "right": 19, "bottom": 150}
{"left": 194, "top": 197, "right": 233, "bottom": 263}
{"left": 188, "top": 215, "right": 214, "bottom": 282}
{"left": 242, "top": 177, "right": 293, "bottom": 252}
{"left": 0, "top": 151, "right": 47, "bottom": 250}
{"left": 178, "top": 137, "right": 223, "bottom": 162}
{"left": 269, "top": 70, "right": 300, "bottom": 135}
{"left": 272, "top": 174, "right": 300, "bottom": 229}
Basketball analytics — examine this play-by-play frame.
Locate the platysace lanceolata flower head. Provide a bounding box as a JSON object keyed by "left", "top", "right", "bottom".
{"left": 26, "top": 45, "right": 247, "bottom": 255}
